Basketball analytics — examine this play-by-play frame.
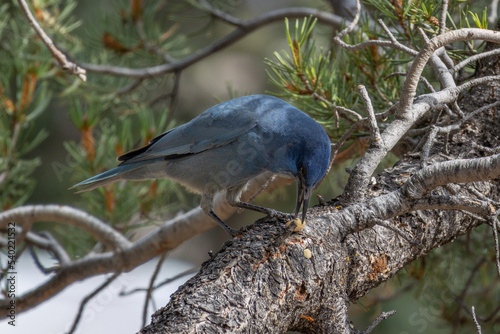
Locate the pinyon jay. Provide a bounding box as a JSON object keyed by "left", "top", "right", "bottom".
{"left": 72, "top": 95, "right": 331, "bottom": 236}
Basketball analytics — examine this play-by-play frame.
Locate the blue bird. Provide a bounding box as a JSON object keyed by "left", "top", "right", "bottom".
{"left": 72, "top": 95, "right": 331, "bottom": 236}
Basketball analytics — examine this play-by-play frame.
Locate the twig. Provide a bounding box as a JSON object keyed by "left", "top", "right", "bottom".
{"left": 68, "top": 273, "right": 121, "bottom": 334}
{"left": 414, "top": 195, "right": 494, "bottom": 217}
{"left": 165, "top": 71, "right": 182, "bottom": 128}
{"left": 452, "top": 257, "right": 486, "bottom": 331}
{"left": 16, "top": 0, "right": 86, "bottom": 81}
{"left": 26, "top": 231, "right": 71, "bottom": 267}
{"left": 467, "top": 184, "right": 500, "bottom": 206}
{"left": 482, "top": 304, "right": 500, "bottom": 322}
{"left": 378, "top": 19, "right": 418, "bottom": 56}
{"left": 116, "top": 78, "right": 144, "bottom": 96}
{"left": 420, "top": 125, "right": 438, "bottom": 166}
{"left": 489, "top": 0, "right": 499, "bottom": 25}
{"left": 120, "top": 267, "right": 199, "bottom": 296}
{"left": 452, "top": 48, "right": 500, "bottom": 73}
{"left": 471, "top": 306, "right": 482, "bottom": 334}
{"left": 375, "top": 219, "right": 424, "bottom": 248}
{"left": 361, "top": 310, "right": 396, "bottom": 334}
{"left": 435, "top": 100, "right": 500, "bottom": 134}
{"left": 455, "top": 75, "right": 500, "bottom": 92}
{"left": 401, "top": 153, "right": 500, "bottom": 199}
{"left": 333, "top": 16, "right": 419, "bottom": 57}
{"left": 29, "top": 246, "right": 58, "bottom": 274}
{"left": 334, "top": 0, "right": 361, "bottom": 40}
{"left": 472, "top": 143, "right": 500, "bottom": 155}
{"left": 334, "top": 106, "right": 363, "bottom": 122}
{"left": 439, "top": 0, "right": 449, "bottom": 35}
{"left": 197, "top": 0, "right": 243, "bottom": 27}
{"left": 491, "top": 216, "right": 500, "bottom": 278}
{"left": 142, "top": 253, "right": 168, "bottom": 328}
{"left": 315, "top": 119, "right": 366, "bottom": 189}
{"left": 357, "top": 85, "right": 382, "bottom": 144}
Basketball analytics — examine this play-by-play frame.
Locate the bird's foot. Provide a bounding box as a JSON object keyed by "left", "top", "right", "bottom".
{"left": 285, "top": 218, "right": 306, "bottom": 232}
{"left": 267, "top": 209, "right": 293, "bottom": 221}
{"left": 228, "top": 228, "right": 241, "bottom": 238}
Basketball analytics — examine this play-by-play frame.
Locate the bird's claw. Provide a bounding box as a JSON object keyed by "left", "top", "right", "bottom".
{"left": 285, "top": 218, "right": 306, "bottom": 232}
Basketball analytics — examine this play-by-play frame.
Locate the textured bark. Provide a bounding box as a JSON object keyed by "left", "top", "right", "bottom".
{"left": 139, "top": 46, "right": 500, "bottom": 334}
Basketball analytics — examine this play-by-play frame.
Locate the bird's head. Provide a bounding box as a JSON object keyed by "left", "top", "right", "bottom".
{"left": 293, "top": 132, "right": 331, "bottom": 223}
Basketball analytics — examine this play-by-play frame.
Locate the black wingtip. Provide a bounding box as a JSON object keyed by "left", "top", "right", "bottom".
{"left": 117, "top": 144, "right": 151, "bottom": 162}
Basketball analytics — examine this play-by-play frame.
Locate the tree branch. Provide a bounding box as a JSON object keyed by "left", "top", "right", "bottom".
{"left": 0, "top": 205, "right": 131, "bottom": 250}
{"left": 16, "top": 0, "right": 86, "bottom": 81}
{"left": 343, "top": 28, "right": 500, "bottom": 203}
{"left": 79, "top": 8, "right": 346, "bottom": 78}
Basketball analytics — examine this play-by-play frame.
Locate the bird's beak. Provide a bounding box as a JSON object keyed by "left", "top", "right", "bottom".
{"left": 294, "top": 176, "right": 313, "bottom": 223}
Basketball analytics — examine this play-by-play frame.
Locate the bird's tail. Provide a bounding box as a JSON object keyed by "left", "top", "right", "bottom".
{"left": 70, "top": 161, "right": 149, "bottom": 193}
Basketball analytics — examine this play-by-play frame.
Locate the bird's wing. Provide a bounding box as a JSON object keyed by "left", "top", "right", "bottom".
{"left": 118, "top": 105, "right": 257, "bottom": 164}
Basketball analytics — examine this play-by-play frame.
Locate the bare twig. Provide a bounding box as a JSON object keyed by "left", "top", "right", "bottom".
{"left": 374, "top": 219, "right": 424, "bottom": 248}
{"left": 472, "top": 306, "right": 482, "bottom": 334}
{"left": 29, "top": 246, "right": 57, "bottom": 274}
{"left": 333, "top": 15, "right": 419, "bottom": 57}
{"left": 472, "top": 143, "right": 500, "bottom": 155}
{"left": 452, "top": 257, "right": 486, "bottom": 331}
{"left": 165, "top": 71, "right": 182, "bottom": 128}
{"left": 361, "top": 310, "right": 396, "bottom": 334}
{"left": 16, "top": 0, "right": 86, "bottom": 81}
{"left": 489, "top": 0, "right": 499, "bottom": 25}
{"left": 413, "top": 195, "right": 494, "bottom": 217}
{"left": 120, "top": 267, "right": 199, "bottom": 296}
{"left": 334, "top": 106, "right": 363, "bottom": 122}
{"left": 378, "top": 19, "right": 418, "bottom": 56}
{"left": 439, "top": 0, "right": 449, "bottom": 35}
{"left": 33, "top": 231, "right": 71, "bottom": 265}
{"left": 467, "top": 184, "right": 500, "bottom": 206}
{"left": 491, "top": 216, "right": 500, "bottom": 278}
{"left": 430, "top": 100, "right": 500, "bottom": 135}
{"left": 482, "top": 304, "right": 500, "bottom": 322}
{"left": 452, "top": 48, "right": 500, "bottom": 73}
{"left": 197, "top": 0, "right": 243, "bottom": 27}
{"left": 455, "top": 75, "right": 500, "bottom": 92}
{"left": 420, "top": 125, "right": 438, "bottom": 166}
{"left": 68, "top": 273, "right": 121, "bottom": 334}
{"left": 334, "top": 0, "right": 361, "bottom": 40}
{"left": 116, "top": 78, "right": 144, "bottom": 96}
{"left": 357, "top": 85, "right": 382, "bottom": 144}
{"left": 142, "top": 253, "right": 168, "bottom": 328}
